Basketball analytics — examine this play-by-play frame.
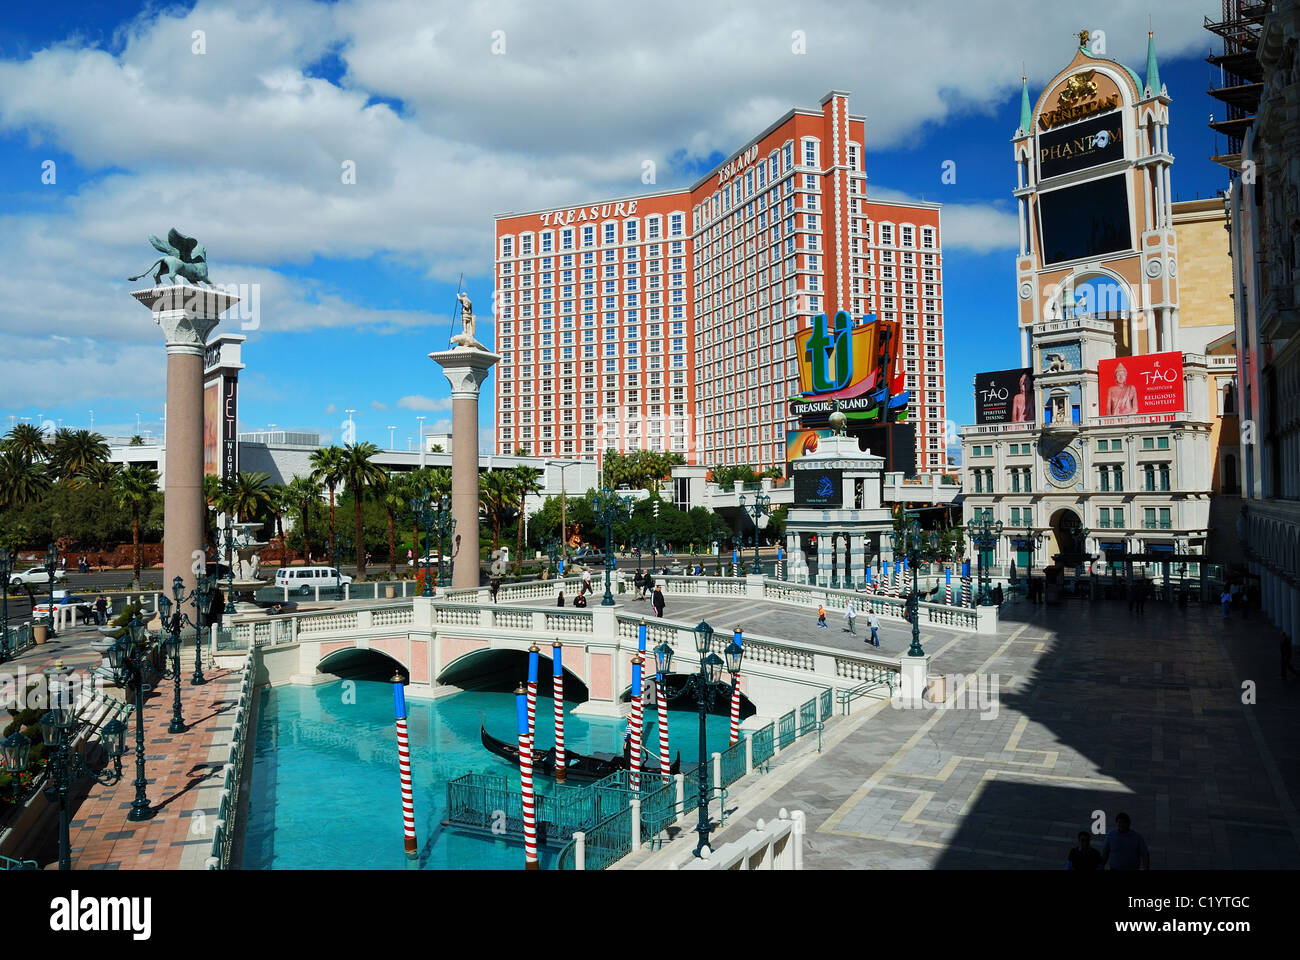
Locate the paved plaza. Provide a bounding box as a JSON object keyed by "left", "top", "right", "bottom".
{"left": 2, "top": 623, "right": 243, "bottom": 869}
{"left": 673, "top": 594, "right": 1300, "bottom": 869}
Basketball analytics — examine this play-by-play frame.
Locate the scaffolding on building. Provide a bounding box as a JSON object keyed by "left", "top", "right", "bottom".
{"left": 1205, "top": 0, "right": 1268, "bottom": 172}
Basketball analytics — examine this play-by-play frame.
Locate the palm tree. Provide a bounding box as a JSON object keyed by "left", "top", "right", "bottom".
{"left": 340, "top": 442, "right": 386, "bottom": 577}
{"left": 478, "top": 470, "right": 515, "bottom": 552}
{"left": 512, "top": 465, "right": 543, "bottom": 573}
{"left": 377, "top": 470, "right": 405, "bottom": 574}
{"left": 1, "top": 423, "right": 49, "bottom": 464}
{"left": 285, "top": 474, "right": 323, "bottom": 562}
{"left": 0, "top": 450, "right": 51, "bottom": 508}
{"left": 226, "top": 471, "right": 272, "bottom": 522}
{"left": 128, "top": 435, "right": 145, "bottom": 446}
{"left": 112, "top": 464, "right": 158, "bottom": 589}
{"left": 79, "top": 460, "right": 121, "bottom": 490}
{"left": 309, "top": 446, "right": 347, "bottom": 554}
{"left": 48, "top": 429, "right": 110, "bottom": 481}
{"left": 265, "top": 484, "right": 290, "bottom": 563}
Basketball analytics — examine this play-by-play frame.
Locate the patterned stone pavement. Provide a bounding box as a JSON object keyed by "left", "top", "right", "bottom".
{"left": 684, "top": 595, "right": 1300, "bottom": 868}
{"left": 2, "top": 623, "right": 244, "bottom": 869}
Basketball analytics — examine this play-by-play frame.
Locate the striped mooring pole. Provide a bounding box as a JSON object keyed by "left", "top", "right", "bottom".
{"left": 391, "top": 672, "right": 417, "bottom": 858}
{"left": 516, "top": 684, "right": 538, "bottom": 870}
{"left": 630, "top": 655, "right": 644, "bottom": 793}
{"left": 883, "top": 560, "right": 891, "bottom": 595}
{"left": 526, "top": 643, "right": 539, "bottom": 747}
{"left": 552, "top": 641, "right": 566, "bottom": 783}
{"left": 945, "top": 567, "right": 953, "bottom": 605}
{"left": 656, "top": 667, "right": 670, "bottom": 779}
{"left": 729, "top": 626, "right": 743, "bottom": 745}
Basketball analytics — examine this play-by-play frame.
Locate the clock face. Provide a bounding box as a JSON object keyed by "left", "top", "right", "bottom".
{"left": 1047, "top": 449, "right": 1078, "bottom": 483}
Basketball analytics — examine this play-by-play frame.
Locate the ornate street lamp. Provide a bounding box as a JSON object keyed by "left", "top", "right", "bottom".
{"left": 156, "top": 590, "right": 187, "bottom": 733}
{"left": 168, "top": 573, "right": 215, "bottom": 685}
{"left": 106, "top": 615, "right": 156, "bottom": 822}
{"left": 591, "top": 488, "right": 632, "bottom": 606}
{"left": 43, "top": 542, "right": 58, "bottom": 637}
{"left": 40, "top": 661, "right": 128, "bottom": 868}
{"left": 738, "top": 491, "right": 772, "bottom": 575}
{"left": 653, "top": 618, "right": 743, "bottom": 857}
{"left": 432, "top": 495, "right": 456, "bottom": 589}
{"left": 890, "top": 518, "right": 944, "bottom": 657}
{"left": 965, "top": 516, "right": 1004, "bottom": 607}
{"left": 1079, "top": 526, "right": 1094, "bottom": 600}
{"left": 0, "top": 548, "right": 12, "bottom": 662}
{"left": 410, "top": 489, "right": 436, "bottom": 596}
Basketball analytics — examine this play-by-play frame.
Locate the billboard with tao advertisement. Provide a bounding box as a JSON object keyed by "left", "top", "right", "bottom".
{"left": 1098, "top": 351, "right": 1184, "bottom": 416}
{"left": 975, "top": 368, "right": 1035, "bottom": 425}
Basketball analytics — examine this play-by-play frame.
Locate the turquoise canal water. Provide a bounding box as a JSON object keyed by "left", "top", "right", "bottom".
{"left": 241, "top": 679, "right": 735, "bottom": 869}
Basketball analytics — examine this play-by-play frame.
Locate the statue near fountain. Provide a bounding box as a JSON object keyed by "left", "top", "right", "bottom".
{"left": 222, "top": 521, "right": 272, "bottom": 613}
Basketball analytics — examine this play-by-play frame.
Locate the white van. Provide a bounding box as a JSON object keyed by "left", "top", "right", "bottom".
{"left": 274, "top": 567, "right": 353, "bottom": 594}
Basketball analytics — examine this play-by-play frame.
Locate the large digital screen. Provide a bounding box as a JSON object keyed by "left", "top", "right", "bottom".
{"left": 1098, "top": 351, "right": 1185, "bottom": 416}
{"left": 203, "top": 381, "right": 220, "bottom": 477}
{"left": 794, "top": 468, "right": 842, "bottom": 507}
{"left": 1037, "top": 175, "right": 1131, "bottom": 265}
{"left": 1038, "top": 112, "right": 1124, "bottom": 180}
{"left": 975, "top": 368, "right": 1035, "bottom": 425}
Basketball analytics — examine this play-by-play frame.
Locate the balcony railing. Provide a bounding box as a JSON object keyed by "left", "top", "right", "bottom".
{"left": 1142, "top": 520, "right": 1174, "bottom": 530}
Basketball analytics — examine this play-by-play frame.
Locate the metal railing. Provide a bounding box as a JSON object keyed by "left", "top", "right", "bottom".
{"left": 0, "top": 853, "right": 37, "bottom": 870}
{"left": 838, "top": 671, "right": 899, "bottom": 714}
{"left": 0, "top": 623, "right": 35, "bottom": 661}
{"left": 205, "top": 662, "right": 254, "bottom": 870}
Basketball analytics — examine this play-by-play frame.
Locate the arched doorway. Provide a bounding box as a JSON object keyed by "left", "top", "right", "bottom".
{"left": 1051, "top": 272, "right": 1143, "bottom": 356}
{"left": 1048, "top": 508, "right": 1083, "bottom": 559}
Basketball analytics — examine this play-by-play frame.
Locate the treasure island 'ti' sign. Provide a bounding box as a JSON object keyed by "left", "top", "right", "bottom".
{"left": 794, "top": 310, "right": 895, "bottom": 401}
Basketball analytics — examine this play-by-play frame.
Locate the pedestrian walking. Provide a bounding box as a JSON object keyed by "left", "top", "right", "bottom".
{"left": 105, "top": 594, "right": 113, "bottom": 619}
{"left": 1100, "top": 812, "right": 1149, "bottom": 870}
{"left": 865, "top": 610, "right": 881, "bottom": 647}
{"left": 634, "top": 569, "right": 645, "bottom": 600}
{"left": 556, "top": 589, "right": 565, "bottom": 607}
{"left": 1220, "top": 588, "right": 1232, "bottom": 618}
{"left": 843, "top": 599, "right": 857, "bottom": 635}
{"left": 644, "top": 571, "right": 655, "bottom": 598}
{"left": 581, "top": 567, "right": 592, "bottom": 597}
{"left": 651, "top": 585, "right": 665, "bottom": 618}
{"left": 817, "top": 603, "right": 828, "bottom": 629}
{"left": 1065, "top": 831, "right": 1103, "bottom": 870}
{"left": 94, "top": 594, "right": 107, "bottom": 626}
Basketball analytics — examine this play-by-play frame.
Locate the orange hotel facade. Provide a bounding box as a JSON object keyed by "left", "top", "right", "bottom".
{"left": 492, "top": 91, "right": 948, "bottom": 474}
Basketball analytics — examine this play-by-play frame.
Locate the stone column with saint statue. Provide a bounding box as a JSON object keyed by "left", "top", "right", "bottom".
{"left": 430, "top": 291, "right": 498, "bottom": 589}
{"left": 128, "top": 229, "right": 238, "bottom": 600}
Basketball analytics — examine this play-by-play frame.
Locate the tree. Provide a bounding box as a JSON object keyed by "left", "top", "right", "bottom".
{"left": 48, "top": 429, "right": 110, "bottom": 482}
{"left": 309, "top": 446, "right": 347, "bottom": 551}
{"left": 430, "top": 444, "right": 444, "bottom": 453}
{"left": 709, "top": 463, "right": 760, "bottom": 488}
{"left": 112, "top": 464, "right": 158, "bottom": 589}
{"left": 0, "top": 450, "right": 51, "bottom": 508}
{"left": 512, "top": 465, "right": 543, "bottom": 573}
{"left": 1, "top": 424, "right": 49, "bottom": 465}
{"left": 128, "top": 435, "right": 145, "bottom": 446}
{"left": 378, "top": 472, "right": 408, "bottom": 576}
{"left": 265, "top": 484, "right": 290, "bottom": 563}
{"left": 225, "top": 472, "right": 272, "bottom": 522}
{"left": 340, "top": 442, "right": 386, "bottom": 577}
{"left": 79, "top": 461, "right": 121, "bottom": 491}
{"left": 478, "top": 470, "right": 515, "bottom": 552}
{"left": 285, "top": 475, "right": 323, "bottom": 562}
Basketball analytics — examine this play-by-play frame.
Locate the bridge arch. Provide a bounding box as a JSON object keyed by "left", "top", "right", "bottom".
{"left": 318, "top": 647, "right": 408, "bottom": 681}
{"left": 439, "top": 647, "right": 589, "bottom": 701}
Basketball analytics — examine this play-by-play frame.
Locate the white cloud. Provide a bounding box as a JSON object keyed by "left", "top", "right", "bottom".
{"left": 370, "top": 400, "right": 388, "bottom": 411}
{"left": 869, "top": 187, "right": 1019, "bottom": 254}
{"left": 0, "top": 0, "right": 1218, "bottom": 413}
{"left": 324, "top": 403, "right": 336, "bottom": 414}
{"left": 397, "top": 394, "right": 453, "bottom": 411}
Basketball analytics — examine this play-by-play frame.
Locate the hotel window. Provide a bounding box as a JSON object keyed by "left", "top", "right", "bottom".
{"left": 670, "top": 213, "right": 684, "bottom": 236}
{"left": 561, "top": 229, "right": 574, "bottom": 251}
{"left": 541, "top": 232, "right": 554, "bottom": 253}
{"left": 521, "top": 234, "right": 533, "bottom": 255}
{"left": 901, "top": 226, "right": 914, "bottom": 247}
{"left": 624, "top": 219, "right": 639, "bottom": 243}
{"left": 603, "top": 223, "right": 616, "bottom": 245}
{"left": 848, "top": 143, "right": 860, "bottom": 170}
{"left": 880, "top": 224, "right": 893, "bottom": 245}
{"left": 802, "top": 139, "right": 818, "bottom": 167}
{"left": 783, "top": 143, "right": 793, "bottom": 170}
{"left": 500, "top": 237, "right": 514, "bottom": 258}
{"left": 582, "top": 226, "right": 595, "bottom": 247}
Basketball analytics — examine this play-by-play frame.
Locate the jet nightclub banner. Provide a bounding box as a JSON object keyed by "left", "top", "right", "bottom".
{"left": 1098, "top": 352, "right": 1185, "bottom": 416}
{"left": 975, "top": 368, "right": 1035, "bottom": 424}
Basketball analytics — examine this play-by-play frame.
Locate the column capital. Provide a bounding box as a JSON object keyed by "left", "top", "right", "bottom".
{"left": 430, "top": 347, "right": 500, "bottom": 398}
{"left": 131, "top": 285, "right": 238, "bottom": 355}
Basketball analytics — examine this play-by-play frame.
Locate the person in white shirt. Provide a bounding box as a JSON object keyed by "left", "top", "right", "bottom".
{"left": 843, "top": 599, "right": 857, "bottom": 635}
{"left": 581, "top": 567, "right": 592, "bottom": 596}
{"left": 865, "top": 610, "right": 881, "bottom": 647}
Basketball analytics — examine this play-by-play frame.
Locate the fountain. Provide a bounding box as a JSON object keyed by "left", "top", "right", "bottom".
{"left": 223, "top": 522, "right": 271, "bottom": 613}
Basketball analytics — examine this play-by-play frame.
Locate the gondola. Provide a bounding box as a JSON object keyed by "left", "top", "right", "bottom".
{"left": 480, "top": 726, "right": 680, "bottom": 784}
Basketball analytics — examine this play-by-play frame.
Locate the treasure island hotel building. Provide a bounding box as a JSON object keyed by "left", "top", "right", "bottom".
{"left": 492, "top": 92, "right": 948, "bottom": 474}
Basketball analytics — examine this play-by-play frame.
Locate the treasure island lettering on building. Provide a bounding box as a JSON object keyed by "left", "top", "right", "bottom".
{"left": 492, "top": 92, "right": 949, "bottom": 474}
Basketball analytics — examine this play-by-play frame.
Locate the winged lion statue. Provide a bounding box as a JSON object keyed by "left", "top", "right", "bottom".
{"left": 128, "top": 228, "right": 210, "bottom": 286}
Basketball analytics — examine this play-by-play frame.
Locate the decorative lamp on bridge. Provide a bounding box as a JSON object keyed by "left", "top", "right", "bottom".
{"left": 693, "top": 620, "right": 714, "bottom": 655}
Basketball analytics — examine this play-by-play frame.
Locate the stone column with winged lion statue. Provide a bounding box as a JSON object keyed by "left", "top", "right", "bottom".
{"left": 429, "top": 289, "right": 498, "bottom": 589}
{"left": 129, "top": 228, "right": 239, "bottom": 601}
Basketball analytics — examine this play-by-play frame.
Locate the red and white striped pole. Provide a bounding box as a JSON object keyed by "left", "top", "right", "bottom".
{"left": 655, "top": 668, "right": 670, "bottom": 778}
{"left": 729, "top": 627, "right": 743, "bottom": 745}
{"left": 516, "top": 684, "right": 538, "bottom": 870}
{"left": 526, "top": 643, "right": 540, "bottom": 749}
{"left": 629, "top": 655, "right": 644, "bottom": 793}
{"left": 391, "top": 672, "right": 417, "bottom": 859}
{"left": 552, "top": 641, "right": 566, "bottom": 783}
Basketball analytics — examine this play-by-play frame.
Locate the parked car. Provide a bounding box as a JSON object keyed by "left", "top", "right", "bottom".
{"left": 9, "top": 566, "right": 68, "bottom": 588}
{"left": 273, "top": 567, "right": 352, "bottom": 595}
{"left": 33, "top": 594, "right": 94, "bottom": 618}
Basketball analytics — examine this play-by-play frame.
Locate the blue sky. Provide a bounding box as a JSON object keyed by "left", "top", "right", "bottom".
{"left": 0, "top": 1, "right": 1230, "bottom": 453}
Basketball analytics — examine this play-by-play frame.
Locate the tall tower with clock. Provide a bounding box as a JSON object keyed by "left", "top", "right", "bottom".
{"left": 960, "top": 30, "right": 1228, "bottom": 585}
